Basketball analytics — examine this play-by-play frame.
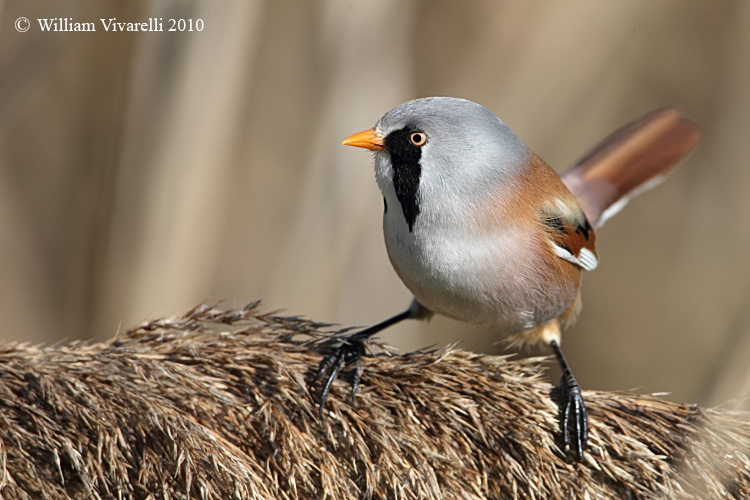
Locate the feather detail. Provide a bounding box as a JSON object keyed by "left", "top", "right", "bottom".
{"left": 539, "top": 205, "right": 599, "bottom": 271}
{"left": 560, "top": 108, "right": 701, "bottom": 229}
{"left": 504, "top": 153, "right": 599, "bottom": 272}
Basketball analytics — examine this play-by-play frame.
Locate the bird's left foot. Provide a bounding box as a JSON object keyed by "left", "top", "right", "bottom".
{"left": 313, "top": 335, "right": 366, "bottom": 416}
{"left": 553, "top": 374, "right": 588, "bottom": 461}
{"left": 548, "top": 338, "right": 588, "bottom": 460}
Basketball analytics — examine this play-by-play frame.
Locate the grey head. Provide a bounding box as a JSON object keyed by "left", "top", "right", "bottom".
{"left": 371, "top": 97, "right": 529, "bottom": 232}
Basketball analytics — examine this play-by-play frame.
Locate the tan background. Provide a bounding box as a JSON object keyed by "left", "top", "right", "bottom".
{"left": 0, "top": 1, "right": 748, "bottom": 409}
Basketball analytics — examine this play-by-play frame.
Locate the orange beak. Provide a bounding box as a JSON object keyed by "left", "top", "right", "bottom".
{"left": 341, "top": 128, "right": 385, "bottom": 151}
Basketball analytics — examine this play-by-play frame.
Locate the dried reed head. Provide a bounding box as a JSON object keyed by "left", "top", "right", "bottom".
{"left": 0, "top": 303, "right": 747, "bottom": 499}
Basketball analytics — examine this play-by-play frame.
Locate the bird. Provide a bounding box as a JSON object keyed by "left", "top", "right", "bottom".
{"left": 314, "top": 97, "right": 700, "bottom": 460}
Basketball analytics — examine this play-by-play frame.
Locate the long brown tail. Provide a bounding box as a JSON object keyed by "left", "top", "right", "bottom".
{"left": 561, "top": 108, "right": 701, "bottom": 229}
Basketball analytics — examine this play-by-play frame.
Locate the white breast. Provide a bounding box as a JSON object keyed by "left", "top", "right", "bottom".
{"left": 382, "top": 200, "right": 556, "bottom": 334}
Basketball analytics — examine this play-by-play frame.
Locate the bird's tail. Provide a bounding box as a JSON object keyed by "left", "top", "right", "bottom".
{"left": 560, "top": 108, "right": 701, "bottom": 229}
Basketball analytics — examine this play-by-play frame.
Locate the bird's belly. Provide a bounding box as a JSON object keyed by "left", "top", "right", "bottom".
{"left": 384, "top": 222, "right": 577, "bottom": 334}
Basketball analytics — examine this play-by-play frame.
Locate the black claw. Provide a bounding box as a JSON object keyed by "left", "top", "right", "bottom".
{"left": 549, "top": 339, "right": 588, "bottom": 461}
{"left": 555, "top": 375, "right": 588, "bottom": 461}
{"left": 312, "top": 307, "right": 416, "bottom": 417}
{"left": 314, "top": 336, "right": 366, "bottom": 415}
{"left": 317, "top": 349, "right": 346, "bottom": 417}
{"left": 313, "top": 347, "right": 340, "bottom": 384}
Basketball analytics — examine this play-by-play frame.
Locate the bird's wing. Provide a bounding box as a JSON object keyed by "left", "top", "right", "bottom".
{"left": 560, "top": 108, "right": 701, "bottom": 229}
{"left": 539, "top": 202, "right": 599, "bottom": 271}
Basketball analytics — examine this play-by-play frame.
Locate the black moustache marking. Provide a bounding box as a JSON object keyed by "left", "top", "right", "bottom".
{"left": 385, "top": 126, "right": 422, "bottom": 232}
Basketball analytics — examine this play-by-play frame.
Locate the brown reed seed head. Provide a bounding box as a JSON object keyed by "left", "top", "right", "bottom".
{"left": 0, "top": 302, "right": 747, "bottom": 499}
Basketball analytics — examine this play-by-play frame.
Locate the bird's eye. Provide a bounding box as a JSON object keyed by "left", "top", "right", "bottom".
{"left": 409, "top": 132, "right": 427, "bottom": 147}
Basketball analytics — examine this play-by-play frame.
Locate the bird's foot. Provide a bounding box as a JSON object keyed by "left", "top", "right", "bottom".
{"left": 552, "top": 375, "right": 588, "bottom": 461}
{"left": 313, "top": 335, "right": 366, "bottom": 416}
{"left": 311, "top": 306, "right": 419, "bottom": 416}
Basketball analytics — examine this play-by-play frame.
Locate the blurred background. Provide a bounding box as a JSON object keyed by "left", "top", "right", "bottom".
{"left": 0, "top": 0, "right": 748, "bottom": 409}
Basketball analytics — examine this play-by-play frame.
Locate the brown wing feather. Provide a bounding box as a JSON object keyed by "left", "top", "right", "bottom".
{"left": 512, "top": 153, "right": 599, "bottom": 271}
{"left": 561, "top": 108, "right": 701, "bottom": 229}
{"left": 539, "top": 205, "right": 598, "bottom": 271}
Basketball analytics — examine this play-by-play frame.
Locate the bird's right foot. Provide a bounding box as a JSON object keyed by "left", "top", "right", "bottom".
{"left": 311, "top": 305, "right": 420, "bottom": 416}
{"left": 313, "top": 334, "right": 366, "bottom": 416}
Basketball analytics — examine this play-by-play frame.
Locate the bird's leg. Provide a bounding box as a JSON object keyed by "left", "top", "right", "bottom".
{"left": 314, "top": 300, "right": 428, "bottom": 416}
{"left": 549, "top": 339, "right": 588, "bottom": 460}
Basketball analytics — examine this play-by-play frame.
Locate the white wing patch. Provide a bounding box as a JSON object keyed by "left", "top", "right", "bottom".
{"left": 551, "top": 242, "right": 599, "bottom": 271}
{"left": 578, "top": 248, "right": 599, "bottom": 271}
